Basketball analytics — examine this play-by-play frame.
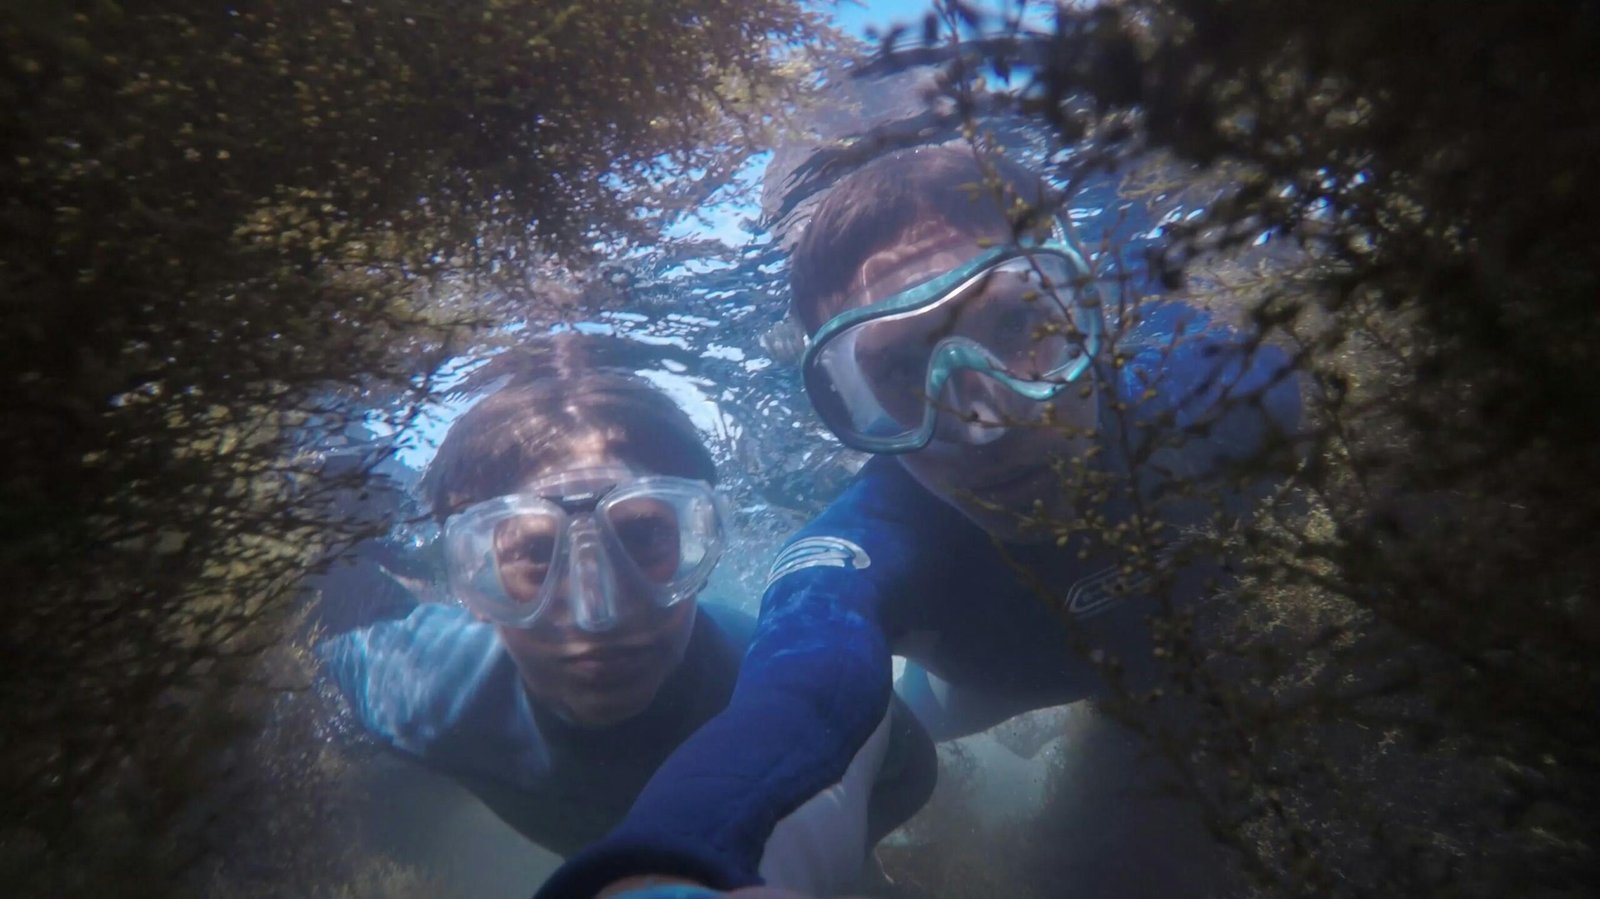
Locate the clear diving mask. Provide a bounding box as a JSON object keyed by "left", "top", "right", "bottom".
{"left": 441, "top": 467, "right": 726, "bottom": 631}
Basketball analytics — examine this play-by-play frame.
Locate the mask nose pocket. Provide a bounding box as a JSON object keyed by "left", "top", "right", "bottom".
{"left": 565, "top": 519, "right": 620, "bottom": 633}
{"left": 937, "top": 368, "right": 1012, "bottom": 446}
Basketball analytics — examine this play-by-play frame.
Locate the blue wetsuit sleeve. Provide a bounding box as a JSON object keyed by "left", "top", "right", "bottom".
{"left": 535, "top": 463, "right": 934, "bottom": 897}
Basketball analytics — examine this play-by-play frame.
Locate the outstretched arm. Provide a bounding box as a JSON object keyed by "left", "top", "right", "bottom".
{"left": 318, "top": 603, "right": 546, "bottom": 773}
{"left": 536, "top": 462, "right": 945, "bottom": 898}
{"left": 537, "top": 564, "right": 893, "bottom": 896}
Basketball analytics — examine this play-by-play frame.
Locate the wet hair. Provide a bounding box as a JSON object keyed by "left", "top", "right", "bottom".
{"left": 420, "top": 334, "right": 716, "bottom": 519}
{"left": 789, "top": 145, "right": 1055, "bottom": 332}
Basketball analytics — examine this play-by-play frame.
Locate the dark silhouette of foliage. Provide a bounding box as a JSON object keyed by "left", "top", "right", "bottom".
{"left": 841, "top": 1, "right": 1599, "bottom": 896}
{"left": 0, "top": 1, "right": 823, "bottom": 894}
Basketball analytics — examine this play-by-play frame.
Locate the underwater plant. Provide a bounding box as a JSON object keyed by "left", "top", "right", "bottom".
{"left": 0, "top": 2, "right": 828, "bottom": 894}
{"left": 840, "top": 2, "right": 1600, "bottom": 895}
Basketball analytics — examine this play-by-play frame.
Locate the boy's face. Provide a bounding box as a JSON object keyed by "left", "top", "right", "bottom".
{"left": 829, "top": 224, "right": 1100, "bottom": 541}
{"left": 493, "top": 434, "right": 698, "bottom": 727}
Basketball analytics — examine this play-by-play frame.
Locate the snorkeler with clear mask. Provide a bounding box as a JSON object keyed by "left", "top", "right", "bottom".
{"left": 317, "top": 336, "right": 934, "bottom": 894}
{"left": 538, "top": 147, "right": 1303, "bottom": 899}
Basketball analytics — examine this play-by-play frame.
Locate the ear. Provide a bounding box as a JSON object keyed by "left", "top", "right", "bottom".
{"left": 855, "top": 237, "right": 941, "bottom": 295}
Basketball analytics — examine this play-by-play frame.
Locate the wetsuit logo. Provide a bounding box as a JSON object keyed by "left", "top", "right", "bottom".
{"left": 765, "top": 536, "right": 872, "bottom": 587}
{"left": 1064, "top": 539, "right": 1186, "bottom": 618}
{"left": 1064, "top": 564, "right": 1155, "bottom": 618}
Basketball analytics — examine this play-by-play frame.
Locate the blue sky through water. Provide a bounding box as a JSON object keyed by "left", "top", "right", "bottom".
{"left": 666, "top": 1, "right": 1058, "bottom": 252}
{"left": 832, "top": 0, "right": 940, "bottom": 40}
{"left": 663, "top": 0, "right": 941, "bottom": 254}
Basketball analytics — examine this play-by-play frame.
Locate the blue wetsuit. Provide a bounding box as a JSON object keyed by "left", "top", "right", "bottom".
{"left": 319, "top": 600, "right": 936, "bottom": 862}
{"left": 536, "top": 303, "right": 1302, "bottom": 896}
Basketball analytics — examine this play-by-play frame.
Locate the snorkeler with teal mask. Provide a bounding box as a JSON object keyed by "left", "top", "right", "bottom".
{"left": 800, "top": 219, "right": 1102, "bottom": 454}
{"left": 538, "top": 148, "right": 1302, "bottom": 899}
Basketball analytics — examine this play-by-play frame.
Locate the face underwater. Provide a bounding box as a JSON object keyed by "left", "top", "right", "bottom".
{"left": 814, "top": 226, "right": 1102, "bottom": 540}
{"left": 446, "top": 444, "right": 715, "bottom": 727}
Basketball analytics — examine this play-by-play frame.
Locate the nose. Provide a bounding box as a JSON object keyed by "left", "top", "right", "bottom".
{"left": 933, "top": 369, "right": 1012, "bottom": 446}
{"left": 564, "top": 521, "right": 621, "bottom": 633}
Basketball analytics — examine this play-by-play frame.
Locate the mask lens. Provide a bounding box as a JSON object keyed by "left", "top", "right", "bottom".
{"left": 600, "top": 480, "right": 724, "bottom": 604}
{"left": 604, "top": 495, "right": 683, "bottom": 584}
{"left": 963, "top": 258, "right": 1087, "bottom": 376}
{"left": 443, "top": 494, "right": 567, "bottom": 627}
{"left": 811, "top": 324, "right": 930, "bottom": 442}
{"left": 491, "top": 513, "right": 561, "bottom": 603}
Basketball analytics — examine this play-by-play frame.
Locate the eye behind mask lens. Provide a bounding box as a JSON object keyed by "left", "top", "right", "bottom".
{"left": 492, "top": 513, "right": 562, "bottom": 603}
{"left": 605, "top": 496, "right": 684, "bottom": 584}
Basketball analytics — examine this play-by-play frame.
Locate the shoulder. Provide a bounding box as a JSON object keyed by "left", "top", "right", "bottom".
{"left": 318, "top": 602, "right": 500, "bottom": 684}
{"left": 1103, "top": 300, "right": 1303, "bottom": 524}
{"left": 317, "top": 603, "right": 519, "bottom": 757}
{"left": 803, "top": 456, "right": 972, "bottom": 544}
{"left": 759, "top": 457, "right": 997, "bottom": 640}
{"left": 1115, "top": 300, "right": 1302, "bottom": 438}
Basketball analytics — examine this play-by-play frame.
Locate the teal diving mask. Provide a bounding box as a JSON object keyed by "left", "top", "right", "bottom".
{"left": 800, "top": 227, "right": 1103, "bottom": 453}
